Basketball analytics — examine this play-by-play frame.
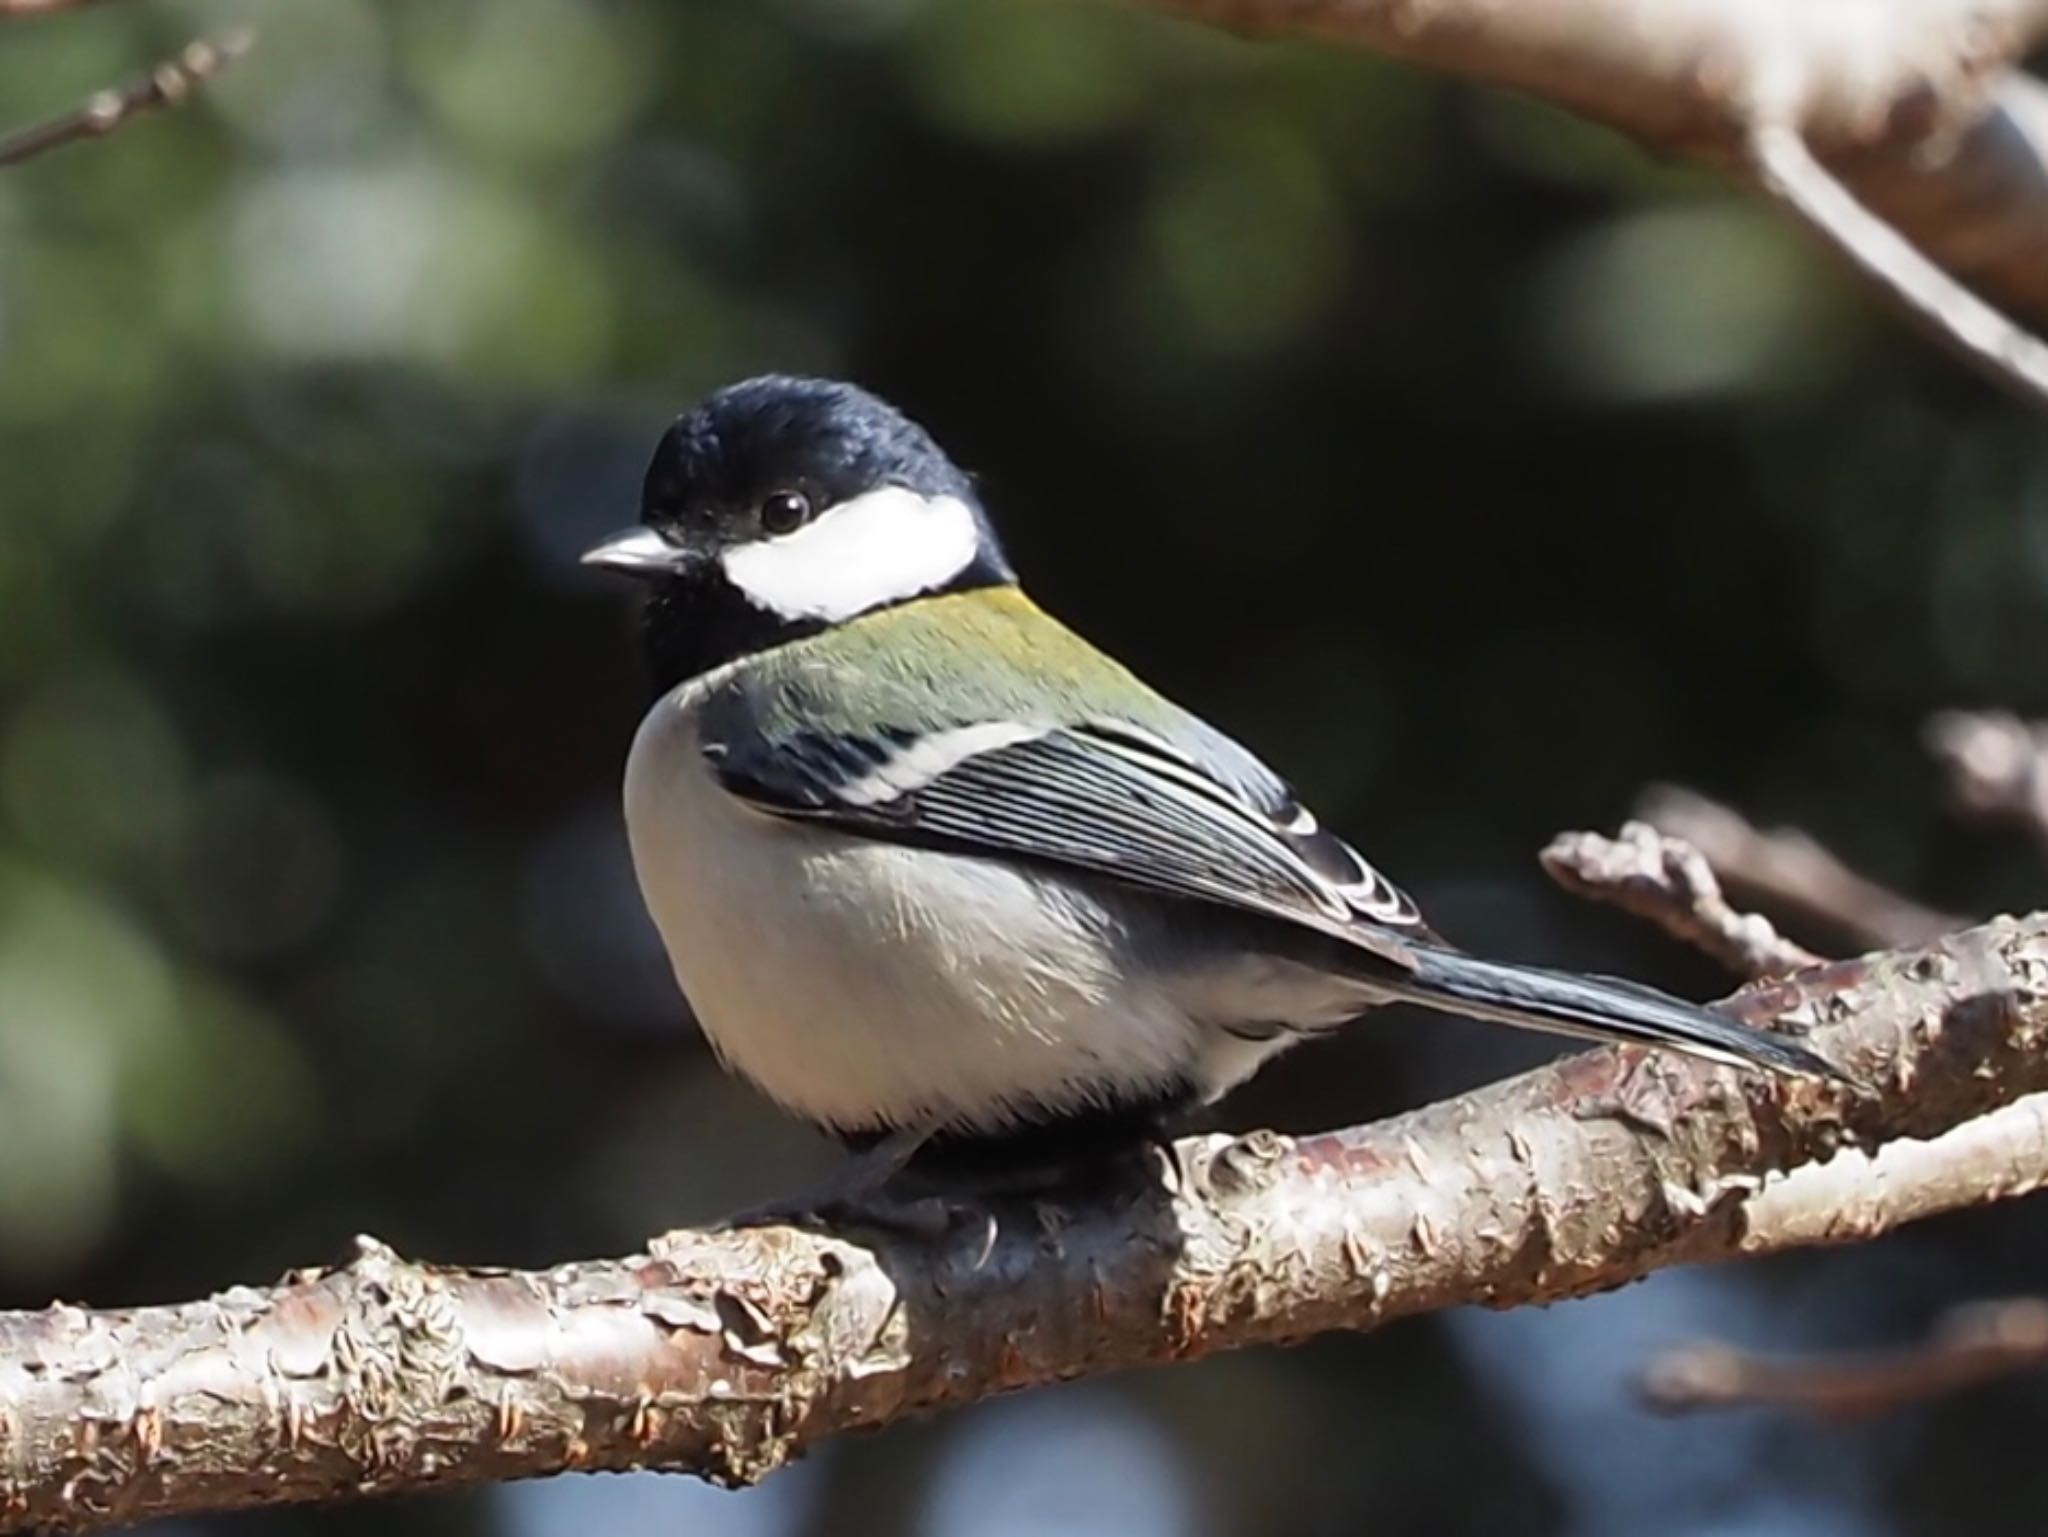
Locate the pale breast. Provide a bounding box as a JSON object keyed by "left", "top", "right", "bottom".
{"left": 620, "top": 684, "right": 1209, "bottom": 1135}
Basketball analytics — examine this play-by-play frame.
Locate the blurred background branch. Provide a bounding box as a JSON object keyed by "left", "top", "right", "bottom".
{"left": 1745, "top": 120, "right": 2048, "bottom": 413}
{"left": 1144, "top": 0, "right": 2048, "bottom": 406}
{"left": 2, "top": 900, "right": 2046, "bottom": 1533}
{"left": 0, "top": 0, "right": 115, "bottom": 14}
{"left": 1646, "top": 1294, "right": 2048, "bottom": 1418}
{"left": 0, "top": 31, "right": 251, "bottom": 169}
{"left": 1927, "top": 709, "right": 2048, "bottom": 854}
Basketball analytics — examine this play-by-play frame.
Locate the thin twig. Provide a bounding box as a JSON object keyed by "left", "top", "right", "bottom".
{"left": 1747, "top": 119, "right": 2048, "bottom": 415}
{"left": 1637, "top": 785, "right": 1966, "bottom": 952}
{"left": 0, "top": 31, "right": 252, "bottom": 171}
{"left": 0, "top": 0, "right": 116, "bottom": 15}
{"left": 1926, "top": 709, "right": 2048, "bottom": 855}
{"left": 1542, "top": 821, "right": 1822, "bottom": 978}
{"left": 1645, "top": 1296, "right": 2048, "bottom": 1419}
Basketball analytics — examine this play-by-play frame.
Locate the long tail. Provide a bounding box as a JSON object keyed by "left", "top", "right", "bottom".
{"left": 1386, "top": 946, "right": 1842, "bottom": 1082}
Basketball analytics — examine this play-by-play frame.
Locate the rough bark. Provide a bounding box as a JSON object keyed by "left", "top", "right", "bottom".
{"left": 2, "top": 913, "right": 2045, "bottom": 1532}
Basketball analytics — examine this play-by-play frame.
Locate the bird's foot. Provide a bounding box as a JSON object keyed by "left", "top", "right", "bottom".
{"left": 719, "top": 1183, "right": 987, "bottom": 1244}
{"left": 717, "top": 1126, "right": 991, "bottom": 1244}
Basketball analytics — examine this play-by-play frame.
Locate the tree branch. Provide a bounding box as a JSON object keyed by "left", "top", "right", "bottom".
{"left": 0, "top": 32, "right": 251, "bottom": 171}
{"left": 3, "top": 911, "right": 2047, "bottom": 1531}
{"left": 1137, "top": 0, "right": 2048, "bottom": 391}
{"left": 1544, "top": 819, "right": 2048, "bottom": 1243}
{"left": 1542, "top": 820, "right": 1822, "bottom": 977}
{"left": 1637, "top": 784, "right": 1967, "bottom": 951}
{"left": 1686, "top": 1089, "right": 2048, "bottom": 1258}
{"left": 1551, "top": 800, "right": 2048, "bottom": 1418}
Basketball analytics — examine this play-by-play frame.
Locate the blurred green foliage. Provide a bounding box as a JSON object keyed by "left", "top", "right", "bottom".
{"left": 1, "top": 2, "right": 2046, "bottom": 1534}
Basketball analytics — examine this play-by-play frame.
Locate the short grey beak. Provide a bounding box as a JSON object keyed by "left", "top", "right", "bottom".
{"left": 581, "top": 527, "right": 686, "bottom": 577}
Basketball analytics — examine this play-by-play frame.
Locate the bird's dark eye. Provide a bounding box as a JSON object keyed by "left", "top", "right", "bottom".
{"left": 759, "top": 490, "right": 812, "bottom": 536}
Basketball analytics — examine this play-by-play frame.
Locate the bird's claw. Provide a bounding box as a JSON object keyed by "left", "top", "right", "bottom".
{"left": 718, "top": 1186, "right": 993, "bottom": 1249}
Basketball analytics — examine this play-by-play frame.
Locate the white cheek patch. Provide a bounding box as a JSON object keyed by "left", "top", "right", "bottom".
{"left": 720, "top": 487, "right": 983, "bottom": 622}
{"left": 835, "top": 721, "right": 1047, "bottom": 807}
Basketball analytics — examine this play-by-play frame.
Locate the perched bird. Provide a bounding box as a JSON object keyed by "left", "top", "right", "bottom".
{"left": 585, "top": 375, "right": 1834, "bottom": 1183}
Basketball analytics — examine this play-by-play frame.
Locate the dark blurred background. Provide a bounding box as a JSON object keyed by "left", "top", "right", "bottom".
{"left": 3, "top": 1, "right": 2047, "bottom": 1534}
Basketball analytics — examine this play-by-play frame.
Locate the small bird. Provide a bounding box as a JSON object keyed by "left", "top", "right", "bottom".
{"left": 585, "top": 375, "right": 1834, "bottom": 1185}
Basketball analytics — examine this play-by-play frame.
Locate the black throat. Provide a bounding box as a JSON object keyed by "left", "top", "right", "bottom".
{"left": 638, "top": 550, "right": 1013, "bottom": 697}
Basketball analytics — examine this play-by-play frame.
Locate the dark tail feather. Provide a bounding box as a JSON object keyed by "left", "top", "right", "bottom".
{"left": 1390, "top": 947, "right": 1842, "bottom": 1082}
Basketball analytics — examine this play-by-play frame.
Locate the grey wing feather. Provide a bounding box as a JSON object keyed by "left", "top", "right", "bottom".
{"left": 1078, "top": 720, "right": 1428, "bottom": 933}
{"left": 699, "top": 685, "right": 1430, "bottom": 970}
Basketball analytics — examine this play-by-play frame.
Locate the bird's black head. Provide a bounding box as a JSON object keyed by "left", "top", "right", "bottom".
{"left": 584, "top": 375, "right": 1015, "bottom": 691}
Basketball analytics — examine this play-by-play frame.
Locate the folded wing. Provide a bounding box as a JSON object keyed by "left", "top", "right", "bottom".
{"left": 700, "top": 691, "right": 1431, "bottom": 973}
